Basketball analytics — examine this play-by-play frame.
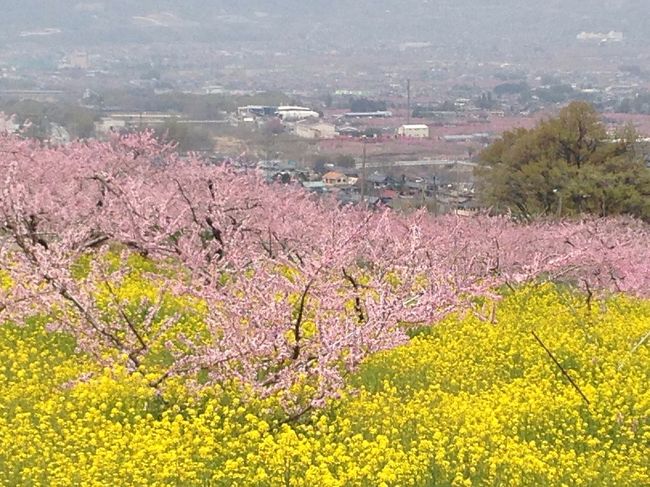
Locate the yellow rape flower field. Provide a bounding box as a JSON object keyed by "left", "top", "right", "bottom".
{"left": 1, "top": 285, "right": 648, "bottom": 486}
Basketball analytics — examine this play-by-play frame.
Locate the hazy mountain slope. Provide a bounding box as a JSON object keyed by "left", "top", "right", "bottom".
{"left": 2, "top": 0, "right": 647, "bottom": 48}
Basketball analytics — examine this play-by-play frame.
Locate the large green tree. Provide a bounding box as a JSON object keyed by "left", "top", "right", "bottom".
{"left": 477, "top": 102, "right": 650, "bottom": 220}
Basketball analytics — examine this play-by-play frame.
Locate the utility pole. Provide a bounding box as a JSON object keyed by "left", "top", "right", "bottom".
{"left": 553, "top": 188, "right": 562, "bottom": 218}
{"left": 420, "top": 178, "right": 426, "bottom": 207}
{"left": 406, "top": 79, "right": 411, "bottom": 125}
{"left": 361, "top": 136, "right": 367, "bottom": 203}
{"left": 432, "top": 175, "right": 438, "bottom": 216}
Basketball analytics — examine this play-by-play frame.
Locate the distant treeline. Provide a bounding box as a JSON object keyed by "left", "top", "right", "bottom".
{"left": 617, "top": 92, "right": 650, "bottom": 114}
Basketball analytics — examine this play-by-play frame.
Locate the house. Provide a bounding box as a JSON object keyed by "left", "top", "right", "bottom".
{"left": 379, "top": 188, "right": 399, "bottom": 203}
{"left": 366, "top": 172, "right": 389, "bottom": 188}
{"left": 397, "top": 124, "right": 430, "bottom": 138}
{"left": 404, "top": 179, "right": 427, "bottom": 195}
{"left": 322, "top": 171, "right": 348, "bottom": 186}
{"left": 257, "top": 160, "right": 300, "bottom": 182}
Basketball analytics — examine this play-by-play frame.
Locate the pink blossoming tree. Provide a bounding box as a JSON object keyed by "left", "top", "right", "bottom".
{"left": 1, "top": 132, "right": 648, "bottom": 412}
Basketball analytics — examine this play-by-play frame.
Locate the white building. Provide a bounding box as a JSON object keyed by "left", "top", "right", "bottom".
{"left": 276, "top": 106, "right": 320, "bottom": 121}
{"left": 397, "top": 124, "right": 430, "bottom": 138}
{"left": 577, "top": 31, "right": 624, "bottom": 43}
{"left": 237, "top": 106, "right": 277, "bottom": 118}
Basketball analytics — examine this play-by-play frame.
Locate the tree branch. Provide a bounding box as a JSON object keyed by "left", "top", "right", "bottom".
{"left": 342, "top": 267, "right": 365, "bottom": 323}
{"left": 103, "top": 279, "right": 148, "bottom": 354}
{"left": 292, "top": 281, "right": 313, "bottom": 360}
{"left": 532, "top": 330, "right": 590, "bottom": 406}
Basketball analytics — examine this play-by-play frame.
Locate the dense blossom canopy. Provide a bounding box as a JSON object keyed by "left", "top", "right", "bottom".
{"left": 1, "top": 132, "right": 649, "bottom": 409}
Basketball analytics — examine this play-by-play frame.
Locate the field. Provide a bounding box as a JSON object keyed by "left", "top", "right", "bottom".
{"left": 1, "top": 286, "right": 648, "bottom": 486}
{"left": 0, "top": 133, "right": 648, "bottom": 486}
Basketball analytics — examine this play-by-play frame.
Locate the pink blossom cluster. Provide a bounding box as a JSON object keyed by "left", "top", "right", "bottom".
{"left": 1, "top": 132, "right": 648, "bottom": 408}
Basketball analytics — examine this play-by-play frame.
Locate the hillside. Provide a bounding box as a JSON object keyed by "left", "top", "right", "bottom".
{"left": 3, "top": 0, "right": 649, "bottom": 51}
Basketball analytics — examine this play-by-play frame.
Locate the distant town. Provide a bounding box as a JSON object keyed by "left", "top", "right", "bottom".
{"left": 2, "top": 2, "right": 650, "bottom": 214}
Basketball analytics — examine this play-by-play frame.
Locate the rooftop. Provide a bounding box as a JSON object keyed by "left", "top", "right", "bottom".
{"left": 400, "top": 124, "right": 429, "bottom": 129}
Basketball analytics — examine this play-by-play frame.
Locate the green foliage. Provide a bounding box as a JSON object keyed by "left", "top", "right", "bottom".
{"left": 533, "top": 84, "right": 576, "bottom": 103}
{"left": 617, "top": 91, "right": 650, "bottom": 114}
{"left": 493, "top": 81, "right": 530, "bottom": 97}
{"left": 100, "top": 89, "right": 292, "bottom": 119}
{"left": 155, "top": 118, "right": 213, "bottom": 152}
{"left": 477, "top": 102, "right": 650, "bottom": 220}
{"left": 0, "top": 99, "right": 99, "bottom": 139}
{"left": 349, "top": 97, "right": 387, "bottom": 112}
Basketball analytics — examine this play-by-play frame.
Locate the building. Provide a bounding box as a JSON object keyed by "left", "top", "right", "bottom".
{"left": 366, "top": 172, "right": 389, "bottom": 188}
{"left": 577, "top": 31, "right": 624, "bottom": 43}
{"left": 301, "top": 181, "right": 328, "bottom": 193}
{"left": 276, "top": 106, "right": 320, "bottom": 121}
{"left": 397, "top": 124, "right": 430, "bottom": 138}
{"left": 294, "top": 122, "right": 336, "bottom": 139}
{"left": 322, "top": 171, "right": 349, "bottom": 186}
{"left": 237, "top": 106, "right": 277, "bottom": 118}
{"left": 61, "top": 52, "right": 90, "bottom": 70}
{"left": 342, "top": 111, "right": 392, "bottom": 119}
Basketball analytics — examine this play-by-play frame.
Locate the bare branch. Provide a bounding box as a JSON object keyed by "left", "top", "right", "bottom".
{"left": 342, "top": 267, "right": 366, "bottom": 323}
{"left": 532, "top": 330, "right": 590, "bottom": 406}
{"left": 292, "top": 280, "right": 313, "bottom": 360}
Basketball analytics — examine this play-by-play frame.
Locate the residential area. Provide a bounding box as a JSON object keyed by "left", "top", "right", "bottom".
{"left": 1, "top": 1, "right": 650, "bottom": 215}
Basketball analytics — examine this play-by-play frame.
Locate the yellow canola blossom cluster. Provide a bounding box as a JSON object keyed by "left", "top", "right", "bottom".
{"left": 0, "top": 285, "right": 648, "bottom": 486}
